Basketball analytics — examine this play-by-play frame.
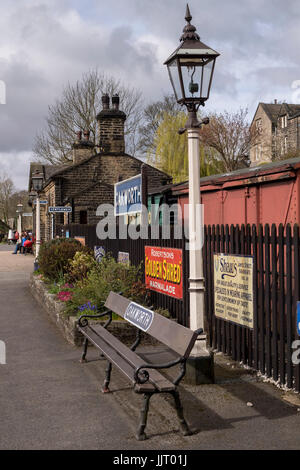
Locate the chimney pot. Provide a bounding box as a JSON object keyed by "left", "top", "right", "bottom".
{"left": 274, "top": 99, "right": 278, "bottom": 104}
{"left": 76, "top": 130, "right": 82, "bottom": 142}
{"left": 102, "top": 94, "right": 110, "bottom": 110}
{"left": 83, "top": 129, "right": 90, "bottom": 141}
{"left": 112, "top": 94, "right": 120, "bottom": 111}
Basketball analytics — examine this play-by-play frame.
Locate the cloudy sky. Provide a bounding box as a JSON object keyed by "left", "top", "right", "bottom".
{"left": 0, "top": 0, "right": 300, "bottom": 190}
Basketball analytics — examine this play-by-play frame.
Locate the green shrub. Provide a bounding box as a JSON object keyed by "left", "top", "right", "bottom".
{"left": 65, "top": 251, "right": 97, "bottom": 283}
{"left": 63, "top": 255, "right": 146, "bottom": 318}
{"left": 38, "top": 238, "right": 91, "bottom": 282}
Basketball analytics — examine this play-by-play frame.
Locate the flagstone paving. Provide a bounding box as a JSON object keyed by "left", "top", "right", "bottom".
{"left": 1, "top": 244, "right": 300, "bottom": 450}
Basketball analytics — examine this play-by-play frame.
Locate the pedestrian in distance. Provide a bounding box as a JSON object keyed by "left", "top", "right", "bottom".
{"left": 12, "top": 231, "right": 25, "bottom": 255}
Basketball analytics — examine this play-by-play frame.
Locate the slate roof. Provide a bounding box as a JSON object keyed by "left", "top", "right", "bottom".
{"left": 258, "top": 102, "right": 300, "bottom": 125}
{"left": 260, "top": 103, "right": 282, "bottom": 124}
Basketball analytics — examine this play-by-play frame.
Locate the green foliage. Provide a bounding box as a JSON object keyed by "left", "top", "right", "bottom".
{"left": 63, "top": 255, "right": 146, "bottom": 318}
{"left": 150, "top": 111, "right": 188, "bottom": 182}
{"left": 38, "top": 238, "right": 91, "bottom": 282}
{"left": 149, "top": 111, "right": 224, "bottom": 183}
{"left": 65, "top": 251, "right": 97, "bottom": 283}
{"left": 154, "top": 307, "right": 171, "bottom": 319}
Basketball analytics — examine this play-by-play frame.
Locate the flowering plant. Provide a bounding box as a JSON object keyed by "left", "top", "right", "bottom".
{"left": 62, "top": 283, "right": 74, "bottom": 289}
{"left": 57, "top": 291, "right": 73, "bottom": 302}
{"left": 78, "top": 301, "right": 97, "bottom": 313}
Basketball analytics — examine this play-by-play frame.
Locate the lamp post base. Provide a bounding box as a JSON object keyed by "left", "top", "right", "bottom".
{"left": 185, "top": 351, "right": 215, "bottom": 385}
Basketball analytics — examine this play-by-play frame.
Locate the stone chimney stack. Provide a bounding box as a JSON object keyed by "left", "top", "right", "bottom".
{"left": 97, "top": 94, "right": 126, "bottom": 154}
{"left": 72, "top": 129, "right": 94, "bottom": 164}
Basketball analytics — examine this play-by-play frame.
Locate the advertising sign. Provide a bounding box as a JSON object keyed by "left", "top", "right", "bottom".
{"left": 94, "top": 246, "right": 106, "bottom": 263}
{"left": 214, "top": 253, "right": 254, "bottom": 329}
{"left": 145, "top": 246, "right": 183, "bottom": 299}
{"left": 114, "top": 175, "right": 142, "bottom": 216}
{"left": 118, "top": 251, "right": 130, "bottom": 265}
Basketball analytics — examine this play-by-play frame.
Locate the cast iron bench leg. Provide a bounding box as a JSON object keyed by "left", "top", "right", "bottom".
{"left": 102, "top": 361, "right": 112, "bottom": 393}
{"left": 80, "top": 338, "right": 89, "bottom": 363}
{"left": 171, "top": 389, "right": 192, "bottom": 436}
{"left": 136, "top": 393, "right": 152, "bottom": 441}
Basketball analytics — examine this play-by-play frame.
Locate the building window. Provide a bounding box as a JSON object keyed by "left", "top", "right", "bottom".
{"left": 79, "top": 210, "right": 88, "bottom": 224}
{"left": 285, "top": 136, "right": 288, "bottom": 153}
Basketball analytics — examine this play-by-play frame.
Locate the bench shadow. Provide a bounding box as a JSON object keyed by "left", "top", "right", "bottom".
{"left": 138, "top": 347, "right": 298, "bottom": 435}
{"left": 219, "top": 380, "right": 298, "bottom": 420}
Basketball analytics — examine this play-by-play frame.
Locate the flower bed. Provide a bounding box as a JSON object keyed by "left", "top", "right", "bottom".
{"left": 30, "top": 238, "right": 171, "bottom": 346}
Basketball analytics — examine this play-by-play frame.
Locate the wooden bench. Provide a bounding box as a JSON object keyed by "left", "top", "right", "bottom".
{"left": 77, "top": 291, "right": 203, "bottom": 440}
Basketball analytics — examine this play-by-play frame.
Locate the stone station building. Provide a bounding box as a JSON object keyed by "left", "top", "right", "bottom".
{"left": 29, "top": 95, "right": 171, "bottom": 242}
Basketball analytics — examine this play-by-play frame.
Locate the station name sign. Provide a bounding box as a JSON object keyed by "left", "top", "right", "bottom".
{"left": 49, "top": 206, "right": 72, "bottom": 213}
{"left": 145, "top": 246, "right": 183, "bottom": 299}
{"left": 114, "top": 175, "right": 142, "bottom": 216}
{"left": 124, "top": 302, "right": 154, "bottom": 332}
{"left": 214, "top": 253, "right": 254, "bottom": 329}
{"left": 33, "top": 200, "right": 48, "bottom": 205}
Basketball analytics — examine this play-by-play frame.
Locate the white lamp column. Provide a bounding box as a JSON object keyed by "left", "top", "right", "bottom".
{"left": 187, "top": 128, "right": 208, "bottom": 357}
{"left": 35, "top": 195, "right": 41, "bottom": 261}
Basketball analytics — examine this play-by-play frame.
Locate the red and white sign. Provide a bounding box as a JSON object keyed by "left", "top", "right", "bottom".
{"left": 145, "top": 246, "right": 183, "bottom": 299}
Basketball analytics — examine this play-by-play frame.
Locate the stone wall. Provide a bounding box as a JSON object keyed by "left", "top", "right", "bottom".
{"left": 42, "top": 154, "right": 170, "bottom": 234}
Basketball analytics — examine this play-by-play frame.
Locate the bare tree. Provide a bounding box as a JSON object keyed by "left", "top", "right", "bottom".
{"left": 200, "top": 108, "right": 258, "bottom": 172}
{"left": 33, "top": 70, "right": 143, "bottom": 165}
{"left": 0, "top": 173, "right": 15, "bottom": 224}
{"left": 138, "top": 94, "right": 182, "bottom": 160}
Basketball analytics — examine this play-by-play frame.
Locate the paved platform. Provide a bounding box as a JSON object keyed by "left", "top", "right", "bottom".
{"left": 0, "top": 244, "right": 34, "bottom": 273}
{"left": 0, "top": 245, "right": 300, "bottom": 449}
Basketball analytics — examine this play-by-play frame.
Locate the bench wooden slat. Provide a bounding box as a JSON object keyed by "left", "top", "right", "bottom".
{"left": 79, "top": 324, "right": 175, "bottom": 392}
{"left": 90, "top": 324, "right": 175, "bottom": 392}
{"left": 104, "top": 292, "right": 198, "bottom": 358}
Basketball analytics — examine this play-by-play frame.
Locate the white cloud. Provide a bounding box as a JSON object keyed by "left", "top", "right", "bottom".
{"left": 0, "top": 151, "right": 33, "bottom": 191}
{"left": 0, "top": 0, "right": 299, "bottom": 189}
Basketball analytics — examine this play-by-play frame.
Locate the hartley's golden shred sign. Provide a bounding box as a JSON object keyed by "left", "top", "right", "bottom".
{"left": 214, "top": 253, "right": 254, "bottom": 329}
{"left": 145, "top": 246, "right": 183, "bottom": 299}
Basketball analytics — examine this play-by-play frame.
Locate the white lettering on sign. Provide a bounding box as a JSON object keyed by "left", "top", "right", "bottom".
{"left": 114, "top": 175, "right": 142, "bottom": 216}
{"left": 124, "top": 302, "right": 154, "bottom": 332}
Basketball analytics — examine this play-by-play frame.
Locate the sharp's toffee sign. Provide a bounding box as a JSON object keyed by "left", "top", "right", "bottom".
{"left": 145, "top": 246, "right": 183, "bottom": 299}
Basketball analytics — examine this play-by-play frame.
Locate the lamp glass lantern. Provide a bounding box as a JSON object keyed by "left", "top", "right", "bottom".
{"left": 164, "top": 6, "right": 219, "bottom": 111}
{"left": 32, "top": 171, "right": 44, "bottom": 192}
{"left": 16, "top": 203, "right": 23, "bottom": 214}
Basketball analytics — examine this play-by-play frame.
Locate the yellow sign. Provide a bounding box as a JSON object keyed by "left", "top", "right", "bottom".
{"left": 214, "top": 253, "right": 254, "bottom": 329}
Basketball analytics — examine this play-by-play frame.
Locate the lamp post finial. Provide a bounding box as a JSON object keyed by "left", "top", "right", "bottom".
{"left": 185, "top": 4, "right": 192, "bottom": 23}
{"left": 181, "top": 4, "right": 200, "bottom": 42}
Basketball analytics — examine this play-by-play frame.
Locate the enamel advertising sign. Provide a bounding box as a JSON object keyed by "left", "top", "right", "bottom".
{"left": 214, "top": 253, "right": 254, "bottom": 329}
{"left": 145, "top": 246, "right": 183, "bottom": 299}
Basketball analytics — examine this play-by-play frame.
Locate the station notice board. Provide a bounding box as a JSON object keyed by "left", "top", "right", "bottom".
{"left": 145, "top": 246, "right": 183, "bottom": 299}
{"left": 214, "top": 253, "right": 254, "bottom": 329}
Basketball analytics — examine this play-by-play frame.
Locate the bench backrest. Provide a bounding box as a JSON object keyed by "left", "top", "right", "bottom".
{"left": 104, "top": 292, "right": 198, "bottom": 358}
